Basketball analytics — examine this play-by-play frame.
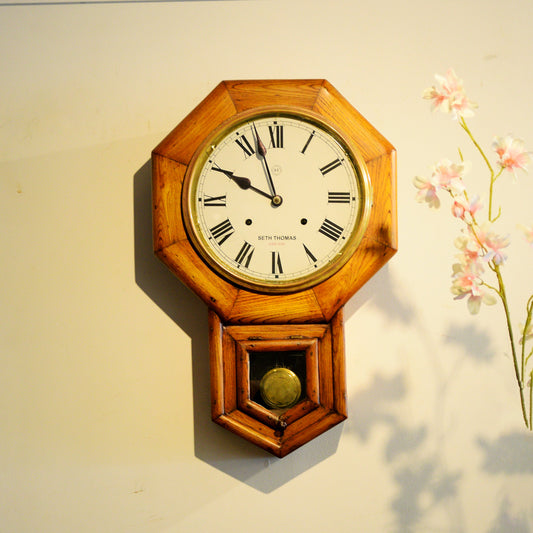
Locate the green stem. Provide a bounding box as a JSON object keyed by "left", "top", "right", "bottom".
{"left": 459, "top": 118, "right": 499, "bottom": 222}
{"left": 494, "top": 264, "right": 530, "bottom": 428}
{"left": 457, "top": 117, "right": 531, "bottom": 428}
{"left": 527, "top": 347, "right": 533, "bottom": 366}
{"left": 530, "top": 370, "right": 533, "bottom": 429}
{"left": 522, "top": 296, "right": 533, "bottom": 388}
{"left": 523, "top": 297, "right": 533, "bottom": 430}
{"left": 530, "top": 370, "right": 533, "bottom": 430}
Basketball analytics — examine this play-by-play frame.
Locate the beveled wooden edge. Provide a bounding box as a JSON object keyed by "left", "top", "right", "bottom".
{"left": 280, "top": 399, "right": 320, "bottom": 427}
{"left": 387, "top": 148, "right": 398, "bottom": 250}
{"left": 238, "top": 338, "right": 317, "bottom": 352}
{"left": 214, "top": 412, "right": 282, "bottom": 456}
{"left": 305, "top": 338, "right": 320, "bottom": 406}
{"left": 225, "top": 323, "right": 329, "bottom": 341}
{"left": 155, "top": 241, "right": 239, "bottom": 319}
{"left": 209, "top": 311, "right": 224, "bottom": 419}
{"left": 223, "top": 79, "right": 326, "bottom": 113}
{"left": 152, "top": 154, "right": 188, "bottom": 251}
{"left": 241, "top": 399, "right": 285, "bottom": 430}
{"left": 234, "top": 338, "right": 320, "bottom": 430}
{"left": 312, "top": 235, "right": 397, "bottom": 322}
{"left": 280, "top": 410, "right": 346, "bottom": 457}
{"left": 216, "top": 405, "right": 347, "bottom": 458}
{"left": 314, "top": 80, "right": 395, "bottom": 161}
{"left": 365, "top": 150, "right": 398, "bottom": 250}
{"left": 318, "top": 318, "right": 334, "bottom": 409}
{"left": 152, "top": 81, "right": 237, "bottom": 165}
{"left": 213, "top": 407, "right": 346, "bottom": 458}
{"left": 312, "top": 149, "right": 398, "bottom": 321}
{"left": 331, "top": 308, "right": 347, "bottom": 416}
{"left": 226, "top": 283, "right": 327, "bottom": 325}
{"left": 235, "top": 340, "right": 250, "bottom": 415}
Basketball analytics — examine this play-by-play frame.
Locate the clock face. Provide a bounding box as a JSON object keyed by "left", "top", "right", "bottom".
{"left": 182, "top": 109, "right": 371, "bottom": 293}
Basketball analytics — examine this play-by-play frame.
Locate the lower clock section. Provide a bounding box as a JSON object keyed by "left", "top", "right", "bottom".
{"left": 208, "top": 308, "right": 347, "bottom": 458}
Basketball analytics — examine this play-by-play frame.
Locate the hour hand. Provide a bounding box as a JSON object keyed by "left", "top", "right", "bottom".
{"left": 212, "top": 165, "right": 273, "bottom": 200}
{"left": 212, "top": 165, "right": 251, "bottom": 189}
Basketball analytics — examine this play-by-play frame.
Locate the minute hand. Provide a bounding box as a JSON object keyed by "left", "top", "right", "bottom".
{"left": 252, "top": 123, "right": 277, "bottom": 197}
{"left": 212, "top": 166, "right": 273, "bottom": 200}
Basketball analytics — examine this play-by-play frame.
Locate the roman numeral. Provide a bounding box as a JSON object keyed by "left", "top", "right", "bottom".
{"left": 301, "top": 132, "right": 314, "bottom": 154}
{"left": 235, "top": 241, "right": 255, "bottom": 268}
{"left": 320, "top": 159, "right": 342, "bottom": 175}
{"left": 328, "top": 191, "right": 351, "bottom": 203}
{"left": 209, "top": 218, "right": 234, "bottom": 245}
{"left": 303, "top": 244, "right": 318, "bottom": 265}
{"left": 268, "top": 124, "right": 284, "bottom": 148}
{"left": 203, "top": 194, "right": 227, "bottom": 207}
{"left": 271, "top": 251, "right": 283, "bottom": 275}
{"left": 319, "top": 218, "right": 344, "bottom": 242}
{"left": 235, "top": 134, "right": 255, "bottom": 158}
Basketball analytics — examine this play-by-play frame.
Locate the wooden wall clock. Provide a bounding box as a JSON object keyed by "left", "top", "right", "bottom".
{"left": 152, "top": 80, "right": 397, "bottom": 457}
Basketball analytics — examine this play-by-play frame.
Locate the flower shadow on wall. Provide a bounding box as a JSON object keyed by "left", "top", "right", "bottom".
{"left": 345, "top": 266, "right": 465, "bottom": 530}
{"left": 442, "top": 322, "right": 495, "bottom": 364}
{"left": 344, "top": 265, "right": 531, "bottom": 531}
{"left": 488, "top": 498, "right": 530, "bottom": 533}
{"left": 345, "top": 264, "right": 414, "bottom": 325}
{"left": 477, "top": 429, "right": 533, "bottom": 532}
{"left": 347, "top": 372, "right": 463, "bottom": 533}
{"left": 478, "top": 432, "right": 533, "bottom": 475}
{"left": 346, "top": 371, "right": 533, "bottom": 533}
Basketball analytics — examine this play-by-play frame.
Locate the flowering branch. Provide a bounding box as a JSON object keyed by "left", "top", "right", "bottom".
{"left": 414, "top": 68, "right": 533, "bottom": 429}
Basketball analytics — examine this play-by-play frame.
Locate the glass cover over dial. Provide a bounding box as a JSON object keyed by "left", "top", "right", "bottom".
{"left": 183, "top": 109, "right": 371, "bottom": 293}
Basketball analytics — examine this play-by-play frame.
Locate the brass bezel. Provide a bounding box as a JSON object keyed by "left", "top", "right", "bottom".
{"left": 182, "top": 106, "right": 372, "bottom": 294}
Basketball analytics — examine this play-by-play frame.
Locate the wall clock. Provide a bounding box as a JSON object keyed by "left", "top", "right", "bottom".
{"left": 152, "top": 80, "right": 397, "bottom": 457}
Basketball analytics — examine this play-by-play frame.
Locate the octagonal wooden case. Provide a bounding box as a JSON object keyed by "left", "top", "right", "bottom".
{"left": 152, "top": 79, "right": 397, "bottom": 325}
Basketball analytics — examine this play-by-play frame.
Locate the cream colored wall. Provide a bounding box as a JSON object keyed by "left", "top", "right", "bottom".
{"left": 2, "top": 0, "right": 533, "bottom": 531}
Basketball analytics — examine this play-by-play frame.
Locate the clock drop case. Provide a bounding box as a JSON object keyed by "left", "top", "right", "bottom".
{"left": 152, "top": 80, "right": 397, "bottom": 457}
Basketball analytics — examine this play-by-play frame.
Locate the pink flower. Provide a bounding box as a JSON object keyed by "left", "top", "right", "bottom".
{"left": 451, "top": 199, "right": 466, "bottom": 219}
{"left": 518, "top": 223, "right": 533, "bottom": 246}
{"left": 485, "top": 234, "right": 510, "bottom": 265}
{"left": 432, "top": 159, "right": 468, "bottom": 195}
{"left": 451, "top": 259, "right": 496, "bottom": 314}
{"left": 492, "top": 135, "right": 531, "bottom": 177}
{"left": 413, "top": 175, "right": 440, "bottom": 208}
{"left": 451, "top": 195, "right": 482, "bottom": 223}
{"left": 423, "top": 68, "right": 477, "bottom": 119}
{"left": 454, "top": 222, "right": 510, "bottom": 265}
{"left": 414, "top": 159, "right": 469, "bottom": 209}
{"left": 455, "top": 231, "right": 482, "bottom": 263}
{"left": 476, "top": 223, "right": 510, "bottom": 265}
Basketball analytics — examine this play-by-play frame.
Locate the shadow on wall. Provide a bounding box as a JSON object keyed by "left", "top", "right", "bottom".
{"left": 488, "top": 498, "right": 531, "bottom": 533}
{"left": 133, "top": 160, "right": 207, "bottom": 339}
{"left": 133, "top": 159, "right": 344, "bottom": 492}
{"left": 346, "top": 370, "right": 533, "bottom": 533}
{"left": 344, "top": 263, "right": 532, "bottom": 532}
{"left": 346, "top": 372, "right": 464, "bottom": 533}
{"left": 478, "top": 432, "right": 533, "bottom": 475}
{"left": 345, "top": 258, "right": 415, "bottom": 325}
{"left": 443, "top": 322, "right": 496, "bottom": 363}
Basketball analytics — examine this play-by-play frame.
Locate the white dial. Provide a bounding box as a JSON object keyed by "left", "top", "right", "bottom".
{"left": 183, "top": 110, "right": 371, "bottom": 292}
